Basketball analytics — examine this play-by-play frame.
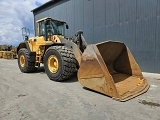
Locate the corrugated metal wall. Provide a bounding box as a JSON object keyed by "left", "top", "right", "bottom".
{"left": 33, "top": 0, "right": 160, "bottom": 73}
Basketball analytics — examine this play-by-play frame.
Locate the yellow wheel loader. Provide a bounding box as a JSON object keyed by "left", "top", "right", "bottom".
{"left": 0, "top": 45, "right": 17, "bottom": 59}
{"left": 17, "top": 17, "right": 149, "bottom": 101}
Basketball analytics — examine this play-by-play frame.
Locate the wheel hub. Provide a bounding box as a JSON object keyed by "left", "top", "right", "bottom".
{"left": 20, "top": 55, "right": 25, "bottom": 67}
{"left": 48, "top": 55, "right": 59, "bottom": 73}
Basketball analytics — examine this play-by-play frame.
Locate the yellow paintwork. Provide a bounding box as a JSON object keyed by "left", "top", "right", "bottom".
{"left": 26, "top": 17, "right": 66, "bottom": 63}
{"left": 27, "top": 35, "right": 62, "bottom": 63}
{"left": 0, "top": 51, "right": 14, "bottom": 59}
{"left": 20, "top": 55, "right": 25, "bottom": 67}
{"left": 48, "top": 55, "right": 59, "bottom": 73}
{"left": 51, "top": 35, "right": 62, "bottom": 43}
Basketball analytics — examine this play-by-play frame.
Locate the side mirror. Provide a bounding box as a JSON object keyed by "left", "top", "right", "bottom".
{"left": 66, "top": 24, "right": 69, "bottom": 29}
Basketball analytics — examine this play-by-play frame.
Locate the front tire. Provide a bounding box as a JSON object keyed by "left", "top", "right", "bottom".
{"left": 18, "top": 48, "right": 37, "bottom": 73}
{"left": 44, "top": 46, "right": 77, "bottom": 81}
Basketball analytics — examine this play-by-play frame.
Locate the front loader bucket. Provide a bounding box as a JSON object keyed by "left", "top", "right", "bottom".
{"left": 78, "top": 41, "right": 149, "bottom": 101}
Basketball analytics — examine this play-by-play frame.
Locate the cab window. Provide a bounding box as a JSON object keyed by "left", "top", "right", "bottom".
{"left": 39, "top": 21, "right": 45, "bottom": 36}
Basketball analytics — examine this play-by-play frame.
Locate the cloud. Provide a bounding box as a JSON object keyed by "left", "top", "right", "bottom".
{"left": 0, "top": 0, "right": 49, "bottom": 46}
{"left": 35, "top": 1, "right": 43, "bottom": 6}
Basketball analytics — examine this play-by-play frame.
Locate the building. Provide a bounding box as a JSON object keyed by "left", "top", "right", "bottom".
{"left": 32, "top": 0, "right": 160, "bottom": 73}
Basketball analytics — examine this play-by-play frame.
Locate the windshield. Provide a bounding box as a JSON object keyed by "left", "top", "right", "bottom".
{"left": 48, "top": 20, "right": 65, "bottom": 35}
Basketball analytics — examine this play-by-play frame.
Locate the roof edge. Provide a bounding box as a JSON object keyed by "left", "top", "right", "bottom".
{"left": 31, "top": 0, "right": 55, "bottom": 12}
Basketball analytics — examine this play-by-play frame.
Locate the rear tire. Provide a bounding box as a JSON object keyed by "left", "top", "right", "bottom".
{"left": 18, "top": 48, "right": 37, "bottom": 73}
{"left": 44, "top": 46, "right": 77, "bottom": 81}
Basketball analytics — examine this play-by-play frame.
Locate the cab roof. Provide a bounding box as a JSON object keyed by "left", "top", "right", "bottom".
{"left": 36, "top": 17, "right": 66, "bottom": 23}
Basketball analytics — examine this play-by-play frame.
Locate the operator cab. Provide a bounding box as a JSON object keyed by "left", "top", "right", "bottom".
{"left": 37, "top": 17, "right": 69, "bottom": 40}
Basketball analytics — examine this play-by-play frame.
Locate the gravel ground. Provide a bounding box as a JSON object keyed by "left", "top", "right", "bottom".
{"left": 0, "top": 59, "right": 160, "bottom": 120}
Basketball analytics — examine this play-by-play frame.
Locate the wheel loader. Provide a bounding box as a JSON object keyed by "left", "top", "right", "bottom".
{"left": 17, "top": 17, "right": 149, "bottom": 101}
{"left": 0, "top": 45, "right": 17, "bottom": 59}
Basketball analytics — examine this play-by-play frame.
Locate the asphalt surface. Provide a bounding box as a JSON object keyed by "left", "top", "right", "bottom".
{"left": 0, "top": 59, "right": 160, "bottom": 120}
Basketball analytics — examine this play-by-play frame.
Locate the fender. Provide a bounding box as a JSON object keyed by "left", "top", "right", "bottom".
{"left": 17, "top": 42, "right": 31, "bottom": 54}
{"left": 17, "top": 41, "right": 36, "bottom": 62}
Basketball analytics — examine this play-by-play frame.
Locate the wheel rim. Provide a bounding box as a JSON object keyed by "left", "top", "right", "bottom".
{"left": 48, "top": 55, "right": 59, "bottom": 73}
{"left": 20, "top": 55, "right": 25, "bottom": 67}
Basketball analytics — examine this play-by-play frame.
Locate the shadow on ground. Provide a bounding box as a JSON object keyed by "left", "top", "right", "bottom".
{"left": 61, "top": 73, "right": 78, "bottom": 83}
{"left": 26, "top": 66, "right": 45, "bottom": 74}
{"left": 83, "top": 87, "right": 111, "bottom": 98}
{"left": 28, "top": 66, "right": 78, "bottom": 83}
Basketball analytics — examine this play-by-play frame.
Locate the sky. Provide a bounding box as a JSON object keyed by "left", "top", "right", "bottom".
{"left": 0, "top": 0, "right": 49, "bottom": 46}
